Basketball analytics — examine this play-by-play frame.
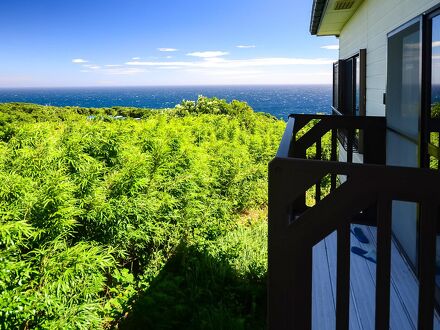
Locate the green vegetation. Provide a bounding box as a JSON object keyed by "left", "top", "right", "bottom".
{"left": 430, "top": 103, "right": 440, "bottom": 169}
{"left": 0, "top": 97, "right": 285, "bottom": 329}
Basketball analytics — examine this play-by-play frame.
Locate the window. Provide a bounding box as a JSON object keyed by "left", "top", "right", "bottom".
{"left": 332, "top": 49, "right": 366, "bottom": 116}
{"left": 425, "top": 7, "right": 440, "bottom": 307}
{"left": 333, "top": 50, "right": 367, "bottom": 153}
{"left": 332, "top": 61, "right": 340, "bottom": 110}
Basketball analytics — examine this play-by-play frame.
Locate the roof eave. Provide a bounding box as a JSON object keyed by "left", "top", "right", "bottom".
{"left": 310, "top": 0, "right": 329, "bottom": 35}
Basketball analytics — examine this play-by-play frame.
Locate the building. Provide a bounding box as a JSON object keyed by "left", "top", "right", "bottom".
{"left": 268, "top": 0, "right": 440, "bottom": 328}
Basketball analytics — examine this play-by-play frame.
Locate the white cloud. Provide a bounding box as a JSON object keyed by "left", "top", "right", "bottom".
{"left": 187, "top": 51, "right": 229, "bottom": 58}
{"left": 165, "top": 55, "right": 173, "bottom": 59}
{"left": 188, "top": 69, "right": 263, "bottom": 76}
{"left": 236, "top": 45, "right": 256, "bottom": 49}
{"left": 104, "top": 64, "right": 123, "bottom": 67}
{"left": 132, "top": 57, "right": 141, "bottom": 60}
{"left": 72, "top": 58, "right": 88, "bottom": 63}
{"left": 80, "top": 70, "right": 91, "bottom": 73}
{"left": 103, "top": 67, "right": 146, "bottom": 75}
{"left": 321, "top": 45, "right": 339, "bottom": 50}
{"left": 158, "top": 48, "right": 178, "bottom": 52}
{"left": 126, "top": 57, "right": 334, "bottom": 69}
{"left": 433, "top": 41, "right": 440, "bottom": 48}
{"left": 89, "top": 65, "right": 101, "bottom": 69}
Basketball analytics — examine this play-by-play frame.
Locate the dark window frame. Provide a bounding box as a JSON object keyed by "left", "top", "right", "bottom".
{"left": 332, "top": 49, "right": 366, "bottom": 117}
{"left": 333, "top": 49, "right": 367, "bottom": 153}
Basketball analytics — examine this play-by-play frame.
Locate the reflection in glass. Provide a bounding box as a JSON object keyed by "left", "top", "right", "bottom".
{"left": 431, "top": 16, "right": 440, "bottom": 168}
{"left": 387, "top": 23, "right": 420, "bottom": 139}
{"left": 432, "top": 15, "right": 440, "bottom": 115}
{"left": 355, "top": 56, "right": 360, "bottom": 116}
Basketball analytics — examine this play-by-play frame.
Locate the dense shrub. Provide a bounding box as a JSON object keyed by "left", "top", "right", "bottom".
{"left": 0, "top": 98, "right": 284, "bottom": 329}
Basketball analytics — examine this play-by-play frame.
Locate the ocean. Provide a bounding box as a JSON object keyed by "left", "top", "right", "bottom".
{"left": 0, "top": 85, "right": 332, "bottom": 120}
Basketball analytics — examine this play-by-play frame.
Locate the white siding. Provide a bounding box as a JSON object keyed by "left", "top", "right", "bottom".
{"left": 338, "top": 0, "right": 440, "bottom": 117}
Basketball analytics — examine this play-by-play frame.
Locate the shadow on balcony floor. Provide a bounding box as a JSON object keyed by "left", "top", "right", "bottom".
{"left": 313, "top": 225, "right": 440, "bottom": 330}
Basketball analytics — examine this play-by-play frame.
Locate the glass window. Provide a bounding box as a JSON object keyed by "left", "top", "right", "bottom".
{"left": 387, "top": 23, "right": 421, "bottom": 140}
{"left": 333, "top": 62, "right": 339, "bottom": 110}
{"left": 431, "top": 16, "right": 440, "bottom": 107}
{"left": 430, "top": 16, "right": 440, "bottom": 165}
{"left": 355, "top": 56, "right": 360, "bottom": 116}
{"left": 430, "top": 13, "right": 440, "bottom": 310}
{"left": 432, "top": 15, "right": 440, "bottom": 112}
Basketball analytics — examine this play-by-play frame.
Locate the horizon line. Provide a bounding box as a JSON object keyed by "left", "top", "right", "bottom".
{"left": 0, "top": 83, "right": 333, "bottom": 89}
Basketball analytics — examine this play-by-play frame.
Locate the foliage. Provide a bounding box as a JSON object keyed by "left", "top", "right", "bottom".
{"left": 430, "top": 103, "right": 440, "bottom": 169}
{"left": 431, "top": 102, "right": 440, "bottom": 119}
{"left": 0, "top": 97, "right": 284, "bottom": 329}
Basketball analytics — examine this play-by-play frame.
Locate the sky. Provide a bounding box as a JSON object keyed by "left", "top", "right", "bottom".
{"left": 0, "top": 0, "right": 338, "bottom": 87}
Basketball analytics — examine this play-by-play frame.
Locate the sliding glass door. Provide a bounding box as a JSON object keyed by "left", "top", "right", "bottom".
{"left": 387, "top": 9, "right": 440, "bottom": 282}
{"left": 386, "top": 20, "right": 421, "bottom": 268}
{"left": 429, "top": 10, "right": 440, "bottom": 305}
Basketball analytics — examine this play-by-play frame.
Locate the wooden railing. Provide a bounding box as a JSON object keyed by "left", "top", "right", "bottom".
{"left": 268, "top": 114, "right": 440, "bottom": 329}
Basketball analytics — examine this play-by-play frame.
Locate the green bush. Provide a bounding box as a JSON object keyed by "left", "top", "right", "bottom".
{"left": 0, "top": 98, "right": 284, "bottom": 329}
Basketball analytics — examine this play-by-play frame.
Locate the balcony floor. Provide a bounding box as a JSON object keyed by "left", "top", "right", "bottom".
{"left": 312, "top": 225, "right": 440, "bottom": 330}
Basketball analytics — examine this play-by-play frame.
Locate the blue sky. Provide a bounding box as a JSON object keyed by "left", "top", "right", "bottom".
{"left": 0, "top": 0, "right": 338, "bottom": 87}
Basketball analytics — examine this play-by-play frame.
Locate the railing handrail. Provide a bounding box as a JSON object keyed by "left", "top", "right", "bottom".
{"left": 271, "top": 156, "right": 440, "bottom": 243}
{"left": 276, "top": 117, "right": 295, "bottom": 158}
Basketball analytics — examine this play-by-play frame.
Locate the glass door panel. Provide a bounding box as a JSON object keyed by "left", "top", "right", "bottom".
{"left": 387, "top": 23, "right": 421, "bottom": 139}
{"left": 386, "top": 21, "right": 421, "bottom": 269}
{"left": 430, "top": 13, "right": 440, "bottom": 305}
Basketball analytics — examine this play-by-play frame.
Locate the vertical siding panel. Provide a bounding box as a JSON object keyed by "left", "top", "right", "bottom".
{"left": 338, "top": 0, "right": 440, "bottom": 117}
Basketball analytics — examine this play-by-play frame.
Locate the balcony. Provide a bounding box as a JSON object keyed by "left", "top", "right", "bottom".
{"left": 268, "top": 114, "right": 440, "bottom": 329}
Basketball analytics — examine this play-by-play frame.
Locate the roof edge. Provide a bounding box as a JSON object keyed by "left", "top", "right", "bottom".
{"left": 309, "top": 0, "right": 329, "bottom": 35}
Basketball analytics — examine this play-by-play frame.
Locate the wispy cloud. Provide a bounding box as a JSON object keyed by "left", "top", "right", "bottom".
{"left": 158, "top": 48, "right": 178, "bottom": 52}
{"left": 321, "top": 45, "right": 339, "bottom": 50}
{"left": 433, "top": 41, "right": 440, "bottom": 48}
{"left": 126, "top": 57, "right": 333, "bottom": 68}
{"left": 187, "top": 51, "right": 229, "bottom": 58}
{"left": 236, "top": 45, "right": 256, "bottom": 49}
{"left": 188, "top": 69, "right": 263, "bottom": 76}
{"left": 72, "top": 58, "right": 88, "bottom": 63}
{"left": 132, "top": 57, "right": 141, "bottom": 60}
{"left": 79, "top": 65, "right": 146, "bottom": 75}
{"left": 102, "top": 67, "right": 146, "bottom": 75}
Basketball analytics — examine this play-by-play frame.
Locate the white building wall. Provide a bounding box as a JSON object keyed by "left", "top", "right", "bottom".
{"left": 338, "top": 0, "right": 440, "bottom": 117}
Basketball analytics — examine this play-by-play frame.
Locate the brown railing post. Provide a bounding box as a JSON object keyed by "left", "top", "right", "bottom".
{"left": 375, "top": 198, "right": 392, "bottom": 329}
{"left": 331, "top": 128, "right": 338, "bottom": 190}
{"left": 418, "top": 200, "right": 438, "bottom": 330}
{"left": 336, "top": 223, "right": 350, "bottom": 330}
{"left": 268, "top": 158, "right": 313, "bottom": 330}
{"left": 347, "top": 129, "right": 354, "bottom": 163}
{"left": 268, "top": 159, "right": 292, "bottom": 329}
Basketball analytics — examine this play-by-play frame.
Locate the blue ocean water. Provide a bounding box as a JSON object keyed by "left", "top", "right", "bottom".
{"left": 0, "top": 85, "right": 332, "bottom": 119}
